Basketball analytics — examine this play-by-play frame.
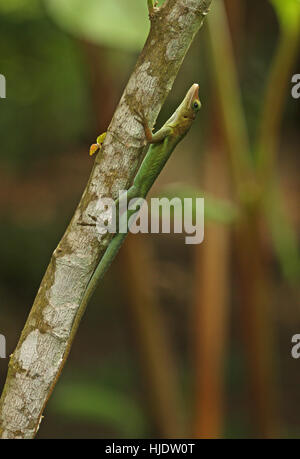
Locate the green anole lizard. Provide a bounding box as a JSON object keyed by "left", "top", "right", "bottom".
{"left": 35, "top": 84, "right": 201, "bottom": 432}
{"left": 80, "top": 83, "right": 201, "bottom": 350}
{"left": 87, "top": 82, "right": 201, "bottom": 289}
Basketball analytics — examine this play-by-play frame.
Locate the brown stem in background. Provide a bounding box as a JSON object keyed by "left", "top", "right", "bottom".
{"left": 256, "top": 26, "right": 300, "bottom": 282}
{"left": 206, "top": 0, "right": 253, "bottom": 196}
{"left": 224, "top": 0, "right": 246, "bottom": 55}
{"left": 234, "top": 210, "right": 279, "bottom": 437}
{"left": 79, "top": 40, "right": 117, "bottom": 134}
{"left": 120, "top": 234, "right": 184, "bottom": 438}
{"left": 257, "top": 28, "right": 300, "bottom": 181}
{"left": 193, "top": 121, "right": 231, "bottom": 438}
{"left": 207, "top": 0, "right": 279, "bottom": 437}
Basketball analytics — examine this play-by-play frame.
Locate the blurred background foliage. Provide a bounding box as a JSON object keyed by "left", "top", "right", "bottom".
{"left": 0, "top": 0, "right": 299, "bottom": 438}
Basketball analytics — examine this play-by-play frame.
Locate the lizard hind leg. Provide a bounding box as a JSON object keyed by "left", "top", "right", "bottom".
{"left": 115, "top": 184, "right": 143, "bottom": 230}
{"left": 115, "top": 184, "right": 141, "bottom": 212}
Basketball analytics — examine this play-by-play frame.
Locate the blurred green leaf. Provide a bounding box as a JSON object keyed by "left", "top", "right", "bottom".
{"left": 0, "top": 0, "right": 41, "bottom": 18}
{"left": 270, "top": 0, "right": 300, "bottom": 30}
{"left": 51, "top": 382, "right": 147, "bottom": 437}
{"left": 45, "top": 0, "right": 150, "bottom": 52}
{"left": 157, "top": 183, "right": 239, "bottom": 225}
{"left": 0, "top": 13, "right": 90, "bottom": 170}
{"left": 264, "top": 187, "right": 300, "bottom": 283}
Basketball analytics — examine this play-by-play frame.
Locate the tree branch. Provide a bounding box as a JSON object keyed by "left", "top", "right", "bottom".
{"left": 0, "top": 0, "right": 212, "bottom": 439}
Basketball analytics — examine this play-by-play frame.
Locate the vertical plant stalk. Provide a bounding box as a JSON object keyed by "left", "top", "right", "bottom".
{"left": 0, "top": 0, "right": 213, "bottom": 439}
{"left": 224, "top": 0, "right": 246, "bottom": 52}
{"left": 193, "top": 128, "right": 231, "bottom": 438}
{"left": 257, "top": 27, "right": 300, "bottom": 179}
{"left": 256, "top": 25, "right": 300, "bottom": 282}
{"left": 207, "top": 0, "right": 279, "bottom": 437}
{"left": 79, "top": 39, "right": 117, "bottom": 134}
{"left": 206, "top": 0, "right": 253, "bottom": 195}
{"left": 234, "top": 209, "right": 279, "bottom": 437}
{"left": 120, "top": 234, "right": 184, "bottom": 438}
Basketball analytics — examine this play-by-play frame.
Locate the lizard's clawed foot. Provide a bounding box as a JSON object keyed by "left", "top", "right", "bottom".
{"left": 132, "top": 108, "right": 153, "bottom": 143}
{"left": 132, "top": 108, "right": 145, "bottom": 124}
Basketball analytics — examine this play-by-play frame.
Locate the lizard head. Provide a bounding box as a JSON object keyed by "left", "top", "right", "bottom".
{"left": 181, "top": 83, "right": 201, "bottom": 120}
{"left": 168, "top": 83, "right": 201, "bottom": 136}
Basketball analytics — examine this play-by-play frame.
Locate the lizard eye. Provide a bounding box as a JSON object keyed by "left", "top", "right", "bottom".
{"left": 193, "top": 100, "right": 200, "bottom": 110}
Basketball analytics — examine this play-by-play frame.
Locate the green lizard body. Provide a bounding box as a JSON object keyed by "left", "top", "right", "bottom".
{"left": 76, "top": 82, "right": 201, "bottom": 336}
{"left": 39, "top": 85, "right": 201, "bottom": 426}
{"left": 83, "top": 83, "right": 201, "bottom": 307}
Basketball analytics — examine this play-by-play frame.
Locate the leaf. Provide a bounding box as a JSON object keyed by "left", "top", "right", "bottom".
{"left": 264, "top": 187, "right": 300, "bottom": 283}
{"left": 0, "top": 0, "right": 41, "bottom": 18}
{"left": 51, "top": 382, "right": 147, "bottom": 437}
{"left": 156, "top": 183, "right": 239, "bottom": 225}
{"left": 45, "top": 0, "right": 150, "bottom": 52}
{"left": 270, "top": 0, "right": 300, "bottom": 31}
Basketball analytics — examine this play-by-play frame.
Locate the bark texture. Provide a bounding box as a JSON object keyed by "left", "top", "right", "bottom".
{"left": 0, "top": 0, "right": 212, "bottom": 438}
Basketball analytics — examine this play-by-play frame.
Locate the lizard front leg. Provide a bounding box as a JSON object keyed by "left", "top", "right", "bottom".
{"left": 133, "top": 109, "right": 172, "bottom": 144}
